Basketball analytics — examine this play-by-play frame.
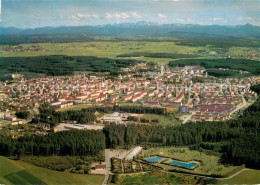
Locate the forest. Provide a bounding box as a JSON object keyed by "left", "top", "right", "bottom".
{"left": 0, "top": 55, "right": 139, "bottom": 77}
{"left": 0, "top": 130, "right": 105, "bottom": 156}
{"left": 174, "top": 37, "right": 260, "bottom": 48}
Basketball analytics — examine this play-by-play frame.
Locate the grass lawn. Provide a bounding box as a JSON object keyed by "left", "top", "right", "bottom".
{"left": 56, "top": 103, "right": 94, "bottom": 112}
{"left": 221, "top": 169, "right": 260, "bottom": 184}
{"left": 0, "top": 156, "right": 104, "bottom": 185}
{"left": 141, "top": 147, "right": 240, "bottom": 176}
{"left": 141, "top": 113, "right": 181, "bottom": 126}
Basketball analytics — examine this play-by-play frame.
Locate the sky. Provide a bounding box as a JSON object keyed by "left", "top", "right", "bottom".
{"left": 0, "top": 0, "right": 259, "bottom": 28}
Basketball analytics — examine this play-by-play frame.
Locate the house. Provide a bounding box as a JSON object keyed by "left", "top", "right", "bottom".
{"left": 147, "top": 91, "right": 155, "bottom": 97}
{"left": 179, "top": 106, "right": 189, "bottom": 113}
{"left": 0, "top": 112, "right": 5, "bottom": 119}
{"left": 157, "top": 91, "right": 164, "bottom": 98}
{"left": 166, "top": 91, "right": 172, "bottom": 98}
{"left": 125, "top": 146, "right": 143, "bottom": 160}
{"left": 124, "top": 95, "right": 132, "bottom": 101}
{"left": 92, "top": 165, "right": 106, "bottom": 170}
{"left": 143, "top": 101, "right": 160, "bottom": 107}
{"left": 59, "top": 102, "right": 73, "bottom": 109}
{"left": 101, "top": 112, "right": 128, "bottom": 123}
{"left": 11, "top": 120, "right": 24, "bottom": 125}
{"left": 50, "top": 101, "right": 62, "bottom": 107}
{"left": 104, "top": 102, "right": 117, "bottom": 106}
{"left": 5, "top": 115, "right": 17, "bottom": 121}
{"left": 110, "top": 95, "right": 119, "bottom": 102}
{"left": 175, "top": 93, "right": 184, "bottom": 103}
{"left": 132, "top": 95, "right": 142, "bottom": 102}
{"left": 164, "top": 101, "right": 182, "bottom": 107}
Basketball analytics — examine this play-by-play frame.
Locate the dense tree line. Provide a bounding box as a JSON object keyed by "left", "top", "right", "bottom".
{"left": 118, "top": 52, "right": 198, "bottom": 59}
{"left": 169, "top": 58, "right": 260, "bottom": 76}
{"left": 0, "top": 55, "right": 139, "bottom": 77}
{"left": 0, "top": 130, "right": 105, "bottom": 156}
{"left": 81, "top": 105, "right": 166, "bottom": 115}
{"left": 206, "top": 69, "right": 241, "bottom": 78}
{"left": 174, "top": 37, "right": 260, "bottom": 48}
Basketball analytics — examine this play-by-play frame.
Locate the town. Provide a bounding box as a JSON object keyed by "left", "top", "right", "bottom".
{"left": 0, "top": 62, "right": 259, "bottom": 129}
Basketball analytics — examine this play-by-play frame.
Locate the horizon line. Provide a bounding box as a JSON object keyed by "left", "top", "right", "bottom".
{"left": 0, "top": 22, "right": 258, "bottom": 30}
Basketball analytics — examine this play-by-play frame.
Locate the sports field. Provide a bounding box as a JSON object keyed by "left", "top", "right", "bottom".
{"left": 0, "top": 156, "right": 104, "bottom": 185}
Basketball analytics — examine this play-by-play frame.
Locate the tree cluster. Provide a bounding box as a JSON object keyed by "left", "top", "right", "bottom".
{"left": 0, "top": 130, "right": 105, "bottom": 157}
{"left": 32, "top": 105, "right": 96, "bottom": 127}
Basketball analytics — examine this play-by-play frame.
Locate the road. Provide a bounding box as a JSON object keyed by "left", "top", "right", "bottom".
{"left": 229, "top": 95, "right": 247, "bottom": 116}
{"left": 217, "top": 168, "right": 250, "bottom": 180}
{"left": 102, "top": 149, "right": 110, "bottom": 185}
{"left": 182, "top": 114, "right": 193, "bottom": 124}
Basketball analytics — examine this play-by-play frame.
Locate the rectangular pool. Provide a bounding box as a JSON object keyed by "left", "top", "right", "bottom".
{"left": 169, "top": 160, "right": 197, "bottom": 169}
{"left": 145, "top": 157, "right": 163, "bottom": 163}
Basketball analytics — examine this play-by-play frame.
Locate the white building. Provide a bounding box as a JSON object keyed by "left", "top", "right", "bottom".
{"left": 125, "top": 146, "right": 143, "bottom": 160}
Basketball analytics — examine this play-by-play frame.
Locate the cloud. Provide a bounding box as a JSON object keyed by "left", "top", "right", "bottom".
{"left": 246, "top": 16, "right": 260, "bottom": 26}
{"left": 70, "top": 13, "right": 99, "bottom": 22}
{"left": 70, "top": 15, "right": 80, "bottom": 22}
{"left": 172, "top": 0, "right": 180, "bottom": 1}
{"left": 105, "top": 12, "right": 129, "bottom": 19}
{"left": 157, "top": 13, "right": 167, "bottom": 19}
{"left": 105, "top": 12, "right": 141, "bottom": 19}
{"left": 76, "top": 13, "right": 99, "bottom": 19}
{"left": 237, "top": 17, "right": 244, "bottom": 21}
{"left": 247, "top": 16, "right": 254, "bottom": 21}
{"left": 131, "top": 12, "right": 141, "bottom": 18}
{"left": 176, "top": 18, "right": 184, "bottom": 22}
{"left": 213, "top": 17, "right": 224, "bottom": 21}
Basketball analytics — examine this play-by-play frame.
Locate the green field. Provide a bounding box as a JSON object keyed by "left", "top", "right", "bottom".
{"left": 221, "top": 169, "right": 260, "bottom": 184}
{"left": 56, "top": 103, "right": 95, "bottom": 112}
{"left": 0, "top": 156, "right": 104, "bottom": 185}
{"left": 141, "top": 113, "right": 181, "bottom": 126}
{"left": 141, "top": 147, "right": 240, "bottom": 176}
{"left": 112, "top": 171, "right": 198, "bottom": 185}
{"left": 1, "top": 40, "right": 259, "bottom": 61}
{"left": 0, "top": 41, "right": 204, "bottom": 61}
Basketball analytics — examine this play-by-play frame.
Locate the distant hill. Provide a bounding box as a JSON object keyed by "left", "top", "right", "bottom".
{"left": 0, "top": 22, "right": 259, "bottom": 38}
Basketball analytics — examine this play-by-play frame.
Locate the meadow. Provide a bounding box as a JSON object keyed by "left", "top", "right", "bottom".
{"left": 0, "top": 156, "right": 104, "bottom": 185}
{"left": 113, "top": 171, "right": 198, "bottom": 185}
{"left": 141, "top": 147, "right": 240, "bottom": 176}
{"left": 141, "top": 113, "right": 181, "bottom": 126}
{"left": 220, "top": 169, "right": 260, "bottom": 184}
{"left": 0, "top": 41, "right": 204, "bottom": 61}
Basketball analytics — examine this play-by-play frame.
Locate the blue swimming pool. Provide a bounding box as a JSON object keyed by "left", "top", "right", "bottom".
{"left": 169, "top": 161, "right": 197, "bottom": 169}
{"left": 145, "top": 157, "right": 163, "bottom": 163}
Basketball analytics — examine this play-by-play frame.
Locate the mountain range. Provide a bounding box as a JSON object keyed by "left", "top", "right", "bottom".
{"left": 0, "top": 22, "right": 259, "bottom": 38}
